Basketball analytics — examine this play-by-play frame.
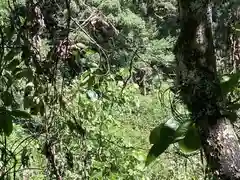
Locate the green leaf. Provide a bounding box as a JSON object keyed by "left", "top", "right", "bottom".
{"left": 3, "top": 71, "right": 13, "bottom": 88}
{"left": 222, "top": 111, "right": 238, "bottom": 122}
{"left": 24, "top": 96, "right": 33, "bottom": 109}
{"left": 149, "top": 118, "right": 179, "bottom": 144}
{"left": 174, "top": 120, "right": 192, "bottom": 142}
{"left": 227, "top": 103, "right": 240, "bottom": 111}
{"left": 221, "top": 72, "right": 240, "bottom": 95}
{"left": 15, "top": 68, "right": 33, "bottom": 80}
{"left": 5, "top": 26, "right": 15, "bottom": 40}
{"left": 145, "top": 144, "right": 163, "bottom": 166}
{"left": 0, "top": 112, "right": 13, "bottom": 136}
{"left": 88, "top": 76, "right": 95, "bottom": 87}
{"left": 11, "top": 110, "right": 31, "bottom": 119}
{"left": 118, "top": 68, "right": 130, "bottom": 78}
{"left": 149, "top": 118, "right": 179, "bottom": 145}
{"left": 0, "top": 107, "right": 7, "bottom": 112}
{"left": 234, "top": 23, "right": 240, "bottom": 32}
{"left": 39, "top": 99, "right": 45, "bottom": 116}
{"left": 67, "top": 120, "right": 75, "bottom": 132}
{"left": 4, "top": 50, "right": 18, "bottom": 62}
{"left": 59, "top": 95, "right": 66, "bottom": 110}
{"left": 86, "top": 90, "right": 98, "bottom": 101}
{"left": 30, "top": 105, "right": 39, "bottom": 115}
{"left": 21, "top": 147, "right": 30, "bottom": 167}
{"left": 67, "top": 121, "right": 86, "bottom": 137}
{"left": 85, "top": 49, "right": 96, "bottom": 56}
{"left": 79, "top": 71, "right": 91, "bottom": 86}
{"left": 22, "top": 45, "right": 31, "bottom": 63}
{"left": 178, "top": 125, "right": 201, "bottom": 153}
{"left": 19, "top": 16, "right": 25, "bottom": 25}
{"left": 149, "top": 125, "right": 161, "bottom": 144}
{"left": 24, "top": 83, "right": 34, "bottom": 96}
{"left": 146, "top": 119, "right": 177, "bottom": 166}
{"left": 164, "top": 117, "right": 180, "bottom": 130}
{"left": 1, "top": 91, "right": 13, "bottom": 106}
{"left": 12, "top": 67, "right": 22, "bottom": 75}
{"left": 146, "top": 138, "right": 173, "bottom": 166}
{"left": 66, "top": 151, "right": 74, "bottom": 169}
{"left": 6, "top": 58, "right": 20, "bottom": 71}
{"left": 36, "top": 86, "right": 44, "bottom": 94}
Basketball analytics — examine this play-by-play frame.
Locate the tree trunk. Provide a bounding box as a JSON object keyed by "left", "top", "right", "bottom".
{"left": 174, "top": 0, "right": 240, "bottom": 179}
{"left": 231, "top": 4, "right": 240, "bottom": 72}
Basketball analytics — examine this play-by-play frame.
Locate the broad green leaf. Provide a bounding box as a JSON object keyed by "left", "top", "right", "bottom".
{"left": 11, "top": 110, "right": 31, "bottom": 119}
{"left": 4, "top": 50, "right": 18, "bottom": 62}
{"left": 174, "top": 120, "right": 192, "bottom": 142}
{"left": 178, "top": 125, "right": 201, "bottom": 153}
{"left": 1, "top": 91, "right": 13, "bottom": 106}
{"left": 12, "top": 67, "right": 22, "bottom": 75}
{"left": 149, "top": 118, "right": 179, "bottom": 144}
{"left": 227, "top": 103, "right": 240, "bottom": 111}
{"left": 0, "top": 112, "right": 13, "bottom": 136}
{"left": 15, "top": 68, "right": 33, "bottom": 80}
{"left": 6, "top": 58, "right": 20, "bottom": 71}
{"left": 146, "top": 120, "right": 176, "bottom": 166}
{"left": 146, "top": 138, "right": 173, "bottom": 166}
{"left": 149, "top": 125, "right": 161, "bottom": 144}
{"left": 223, "top": 111, "right": 238, "bottom": 122}
{"left": 221, "top": 72, "right": 240, "bottom": 95}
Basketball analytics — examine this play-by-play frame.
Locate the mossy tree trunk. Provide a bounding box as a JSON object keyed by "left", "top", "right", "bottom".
{"left": 174, "top": 0, "right": 240, "bottom": 179}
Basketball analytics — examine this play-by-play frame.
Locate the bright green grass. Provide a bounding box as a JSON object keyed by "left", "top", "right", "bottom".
{"left": 111, "top": 90, "right": 205, "bottom": 179}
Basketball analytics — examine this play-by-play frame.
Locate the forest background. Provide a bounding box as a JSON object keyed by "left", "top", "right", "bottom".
{"left": 0, "top": 0, "right": 239, "bottom": 179}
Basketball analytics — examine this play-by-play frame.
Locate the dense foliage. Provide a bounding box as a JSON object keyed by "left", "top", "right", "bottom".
{"left": 0, "top": 0, "right": 239, "bottom": 179}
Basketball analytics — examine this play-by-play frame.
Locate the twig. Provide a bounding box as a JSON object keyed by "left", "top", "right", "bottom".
{"left": 120, "top": 47, "right": 139, "bottom": 95}
{"left": 71, "top": 17, "right": 110, "bottom": 74}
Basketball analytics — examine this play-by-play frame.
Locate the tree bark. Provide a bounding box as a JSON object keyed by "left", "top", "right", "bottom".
{"left": 174, "top": 0, "right": 240, "bottom": 179}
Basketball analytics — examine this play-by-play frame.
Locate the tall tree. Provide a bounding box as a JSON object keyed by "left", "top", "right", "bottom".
{"left": 174, "top": 0, "right": 240, "bottom": 179}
